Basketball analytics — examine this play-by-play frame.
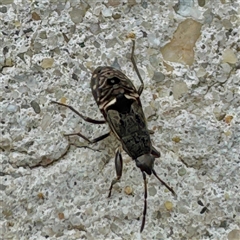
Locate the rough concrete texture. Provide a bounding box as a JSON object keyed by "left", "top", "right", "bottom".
{"left": 1, "top": 0, "right": 240, "bottom": 239}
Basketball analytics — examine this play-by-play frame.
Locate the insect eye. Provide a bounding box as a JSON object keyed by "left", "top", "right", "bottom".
{"left": 107, "top": 77, "right": 120, "bottom": 85}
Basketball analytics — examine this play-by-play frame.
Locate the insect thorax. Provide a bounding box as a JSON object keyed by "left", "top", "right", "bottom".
{"left": 91, "top": 66, "right": 138, "bottom": 111}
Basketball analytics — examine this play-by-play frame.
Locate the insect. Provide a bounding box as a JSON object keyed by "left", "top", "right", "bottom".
{"left": 197, "top": 200, "right": 210, "bottom": 214}
{"left": 51, "top": 40, "right": 175, "bottom": 232}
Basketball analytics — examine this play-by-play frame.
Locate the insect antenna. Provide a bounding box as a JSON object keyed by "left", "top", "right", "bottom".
{"left": 152, "top": 169, "right": 176, "bottom": 196}
{"left": 140, "top": 171, "right": 147, "bottom": 233}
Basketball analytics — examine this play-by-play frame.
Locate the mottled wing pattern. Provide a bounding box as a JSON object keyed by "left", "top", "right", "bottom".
{"left": 106, "top": 101, "right": 151, "bottom": 159}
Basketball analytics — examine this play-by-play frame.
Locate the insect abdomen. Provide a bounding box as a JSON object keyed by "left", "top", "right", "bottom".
{"left": 106, "top": 98, "right": 152, "bottom": 159}
{"left": 121, "top": 131, "right": 152, "bottom": 159}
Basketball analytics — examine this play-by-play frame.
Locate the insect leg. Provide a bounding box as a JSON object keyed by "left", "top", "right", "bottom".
{"left": 130, "top": 40, "right": 144, "bottom": 96}
{"left": 65, "top": 132, "right": 110, "bottom": 144}
{"left": 140, "top": 171, "right": 147, "bottom": 233}
{"left": 152, "top": 169, "right": 176, "bottom": 196}
{"left": 51, "top": 101, "right": 106, "bottom": 124}
{"left": 108, "top": 149, "right": 123, "bottom": 198}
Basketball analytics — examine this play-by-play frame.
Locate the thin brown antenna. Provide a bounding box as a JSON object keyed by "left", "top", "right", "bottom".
{"left": 140, "top": 171, "right": 147, "bottom": 232}
{"left": 152, "top": 169, "right": 176, "bottom": 196}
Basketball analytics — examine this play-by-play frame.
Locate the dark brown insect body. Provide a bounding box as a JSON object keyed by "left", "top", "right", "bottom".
{"left": 91, "top": 66, "right": 160, "bottom": 175}
{"left": 51, "top": 41, "right": 175, "bottom": 232}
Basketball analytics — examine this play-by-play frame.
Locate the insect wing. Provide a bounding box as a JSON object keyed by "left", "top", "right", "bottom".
{"left": 106, "top": 100, "right": 151, "bottom": 159}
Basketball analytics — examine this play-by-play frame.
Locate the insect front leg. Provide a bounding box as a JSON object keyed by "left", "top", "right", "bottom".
{"left": 108, "top": 149, "right": 123, "bottom": 198}
{"left": 130, "top": 40, "right": 144, "bottom": 96}
{"left": 51, "top": 101, "right": 106, "bottom": 124}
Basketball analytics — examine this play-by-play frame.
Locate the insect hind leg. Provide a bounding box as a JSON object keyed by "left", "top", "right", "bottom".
{"left": 130, "top": 40, "right": 144, "bottom": 96}
{"left": 108, "top": 149, "right": 123, "bottom": 198}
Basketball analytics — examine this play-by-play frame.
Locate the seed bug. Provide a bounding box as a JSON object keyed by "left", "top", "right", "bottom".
{"left": 51, "top": 40, "right": 175, "bottom": 232}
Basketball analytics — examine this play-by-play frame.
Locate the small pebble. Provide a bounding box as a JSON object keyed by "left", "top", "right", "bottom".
{"left": 172, "top": 81, "right": 188, "bottom": 100}
{"left": 0, "top": 6, "right": 7, "bottom": 13}
{"left": 7, "top": 104, "right": 18, "bottom": 113}
{"left": 60, "top": 97, "right": 67, "bottom": 104}
{"left": 32, "top": 12, "right": 41, "bottom": 21}
{"left": 172, "top": 136, "right": 181, "bottom": 143}
{"left": 69, "top": 6, "right": 87, "bottom": 24}
{"left": 112, "top": 13, "right": 121, "bottom": 19}
{"left": 37, "top": 192, "right": 45, "bottom": 199}
{"left": 1, "top": 0, "right": 13, "bottom": 4}
{"left": 58, "top": 212, "right": 65, "bottom": 220}
{"left": 198, "top": 0, "right": 205, "bottom": 7}
{"left": 89, "top": 23, "right": 101, "bottom": 34}
{"left": 164, "top": 201, "right": 173, "bottom": 211}
{"left": 152, "top": 72, "right": 165, "bottom": 82}
{"left": 41, "top": 58, "right": 54, "bottom": 69}
{"left": 102, "top": 8, "right": 112, "bottom": 17}
{"left": 178, "top": 167, "right": 186, "bottom": 176}
{"left": 41, "top": 113, "right": 52, "bottom": 130}
{"left": 30, "top": 100, "right": 41, "bottom": 114}
{"left": 148, "top": 186, "right": 157, "bottom": 196}
{"left": 225, "top": 115, "right": 233, "bottom": 124}
{"left": 195, "top": 182, "right": 204, "bottom": 190}
{"left": 222, "top": 49, "right": 237, "bottom": 64}
{"left": 141, "top": 0, "right": 148, "bottom": 9}
{"left": 227, "top": 229, "right": 240, "bottom": 240}
{"left": 124, "top": 186, "right": 133, "bottom": 195}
